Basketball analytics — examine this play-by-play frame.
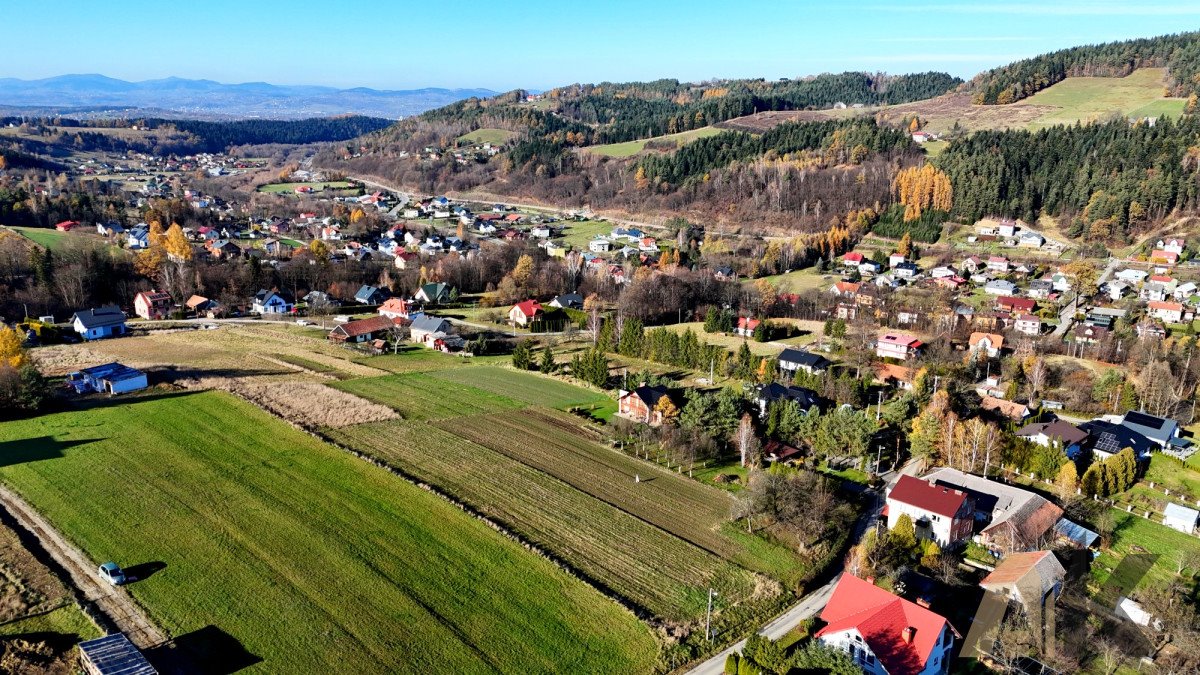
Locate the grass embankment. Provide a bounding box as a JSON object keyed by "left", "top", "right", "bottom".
{"left": 0, "top": 391, "right": 657, "bottom": 673}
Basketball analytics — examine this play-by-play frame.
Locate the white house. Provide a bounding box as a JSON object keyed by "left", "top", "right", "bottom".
{"left": 589, "top": 238, "right": 612, "bottom": 253}
{"left": 1014, "top": 314, "right": 1042, "bottom": 336}
{"left": 986, "top": 256, "right": 1010, "bottom": 273}
{"left": 253, "top": 290, "right": 292, "bottom": 314}
{"left": 1148, "top": 301, "right": 1184, "bottom": 324}
{"left": 1158, "top": 238, "right": 1185, "bottom": 256}
{"left": 1018, "top": 231, "right": 1045, "bottom": 248}
{"left": 1116, "top": 268, "right": 1149, "bottom": 284}
{"left": 886, "top": 475, "right": 975, "bottom": 547}
{"left": 876, "top": 333, "right": 922, "bottom": 361}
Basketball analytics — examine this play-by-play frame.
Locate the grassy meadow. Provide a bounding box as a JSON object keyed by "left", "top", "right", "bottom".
{"left": 0, "top": 391, "right": 657, "bottom": 674}
{"left": 457, "top": 128, "right": 517, "bottom": 144}
{"left": 1021, "top": 68, "right": 1185, "bottom": 128}
{"left": 588, "top": 126, "right": 724, "bottom": 157}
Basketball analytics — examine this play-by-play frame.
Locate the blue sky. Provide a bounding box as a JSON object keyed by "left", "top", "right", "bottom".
{"left": 7, "top": 1, "right": 1200, "bottom": 90}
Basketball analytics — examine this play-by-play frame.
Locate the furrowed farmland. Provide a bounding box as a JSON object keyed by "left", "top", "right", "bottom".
{"left": 0, "top": 391, "right": 657, "bottom": 674}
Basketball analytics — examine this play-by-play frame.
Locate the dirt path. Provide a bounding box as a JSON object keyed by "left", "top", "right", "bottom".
{"left": 0, "top": 484, "right": 169, "bottom": 649}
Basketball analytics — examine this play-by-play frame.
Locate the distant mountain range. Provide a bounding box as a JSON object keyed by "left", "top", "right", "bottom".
{"left": 0, "top": 74, "right": 498, "bottom": 119}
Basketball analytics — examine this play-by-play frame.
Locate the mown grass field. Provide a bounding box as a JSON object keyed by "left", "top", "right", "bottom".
{"left": 6, "top": 226, "right": 74, "bottom": 250}
{"left": 588, "top": 126, "right": 724, "bottom": 157}
{"left": 1093, "top": 510, "right": 1200, "bottom": 590}
{"left": 1022, "top": 68, "right": 1185, "bottom": 129}
{"left": 429, "top": 366, "right": 610, "bottom": 408}
{"left": 256, "top": 181, "right": 355, "bottom": 194}
{"left": 331, "top": 372, "right": 525, "bottom": 419}
{"left": 558, "top": 220, "right": 614, "bottom": 249}
{"left": 0, "top": 392, "right": 656, "bottom": 673}
{"left": 457, "top": 128, "right": 517, "bottom": 144}
{"left": 329, "top": 418, "right": 765, "bottom": 622}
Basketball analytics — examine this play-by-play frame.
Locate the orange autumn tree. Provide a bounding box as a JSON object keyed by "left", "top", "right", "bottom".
{"left": 893, "top": 164, "right": 952, "bottom": 222}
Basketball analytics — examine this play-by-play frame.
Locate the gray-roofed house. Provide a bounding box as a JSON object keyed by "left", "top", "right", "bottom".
{"left": 984, "top": 279, "right": 1018, "bottom": 296}
{"left": 71, "top": 306, "right": 128, "bottom": 340}
{"left": 1016, "top": 420, "right": 1088, "bottom": 457}
{"left": 1164, "top": 502, "right": 1199, "bottom": 534}
{"left": 754, "top": 383, "right": 821, "bottom": 417}
{"left": 1078, "top": 419, "right": 1154, "bottom": 461}
{"left": 409, "top": 313, "right": 452, "bottom": 345}
{"left": 922, "top": 467, "right": 1064, "bottom": 554}
{"left": 354, "top": 285, "right": 390, "bottom": 305}
{"left": 549, "top": 292, "right": 584, "bottom": 310}
{"left": 778, "top": 348, "right": 831, "bottom": 376}
{"left": 252, "top": 290, "right": 292, "bottom": 315}
{"left": 67, "top": 362, "right": 147, "bottom": 395}
{"left": 1120, "top": 411, "right": 1181, "bottom": 449}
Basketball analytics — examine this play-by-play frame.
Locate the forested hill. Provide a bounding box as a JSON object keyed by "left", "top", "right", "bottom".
{"left": 162, "top": 116, "right": 394, "bottom": 152}
{"left": 968, "top": 30, "right": 1200, "bottom": 104}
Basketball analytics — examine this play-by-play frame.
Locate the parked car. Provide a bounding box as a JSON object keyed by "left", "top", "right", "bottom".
{"left": 98, "top": 561, "right": 126, "bottom": 585}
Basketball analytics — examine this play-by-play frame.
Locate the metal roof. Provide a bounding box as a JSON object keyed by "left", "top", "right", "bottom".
{"left": 78, "top": 634, "right": 157, "bottom": 675}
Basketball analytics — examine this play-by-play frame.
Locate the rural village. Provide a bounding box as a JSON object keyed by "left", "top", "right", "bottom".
{"left": 5, "top": 22, "right": 1200, "bottom": 675}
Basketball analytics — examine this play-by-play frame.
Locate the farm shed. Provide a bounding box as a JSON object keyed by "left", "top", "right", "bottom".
{"left": 1163, "top": 502, "right": 1199, "bottom": 534}
{"left": 78, "top": 633, "right": 157, "bottom": 675}
{"left": 68, "top": 362, "right": 148, "bottom": 395}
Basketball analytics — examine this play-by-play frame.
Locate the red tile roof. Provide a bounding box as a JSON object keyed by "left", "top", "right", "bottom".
{"left": 331, "top": 315, "right": 402, "bottom": 338}
{"left": 816, "top": 574, "right": 955, "bottom": 674}
{"left": 888, "top": 475, "right": 969, "bottom": 518}
{"left": 738, "top": 317, "right": 761, "bottom": 331}
{"left": 1149, "top": 301, "right": 1183, "bottom": 311}
{"left": 997, "top": 296, "right": 1036, "bottom": 312}
{"left": 843, "top": 252, "right": 864, "bottom": 263}
{"left": 513, "top": 300, "right": 542, "bottom": 318}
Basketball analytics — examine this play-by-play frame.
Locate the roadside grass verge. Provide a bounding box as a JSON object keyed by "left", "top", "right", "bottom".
{"left": 0, "top": 391, "right": 657, "bottom": 673}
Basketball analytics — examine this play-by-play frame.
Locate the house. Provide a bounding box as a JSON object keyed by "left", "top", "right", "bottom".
{"left": 929, "top": 266, "right": 955, "bottom": 279}
{"left": 378, "top": 297, "right": 413, "bottom": 320}
{"left": 1174, "top": 281, "right": 1197, "bottom": 300}
{"left": 1148, "top": 300, "right": 1184, "bottom": 324}
{"left": 185, "top": 294, "right": 215, "bottom": 316}
{"left": 986, "top": 256, "right": 1010, "bottom": 273}
{"left": 549, "top": 293, "right": 584, "bottom": 310}
{"left": 1103, "top": 281, "right": 1128, "bottom": 301}
{"left": 1120, "top": 410, "right": 1181, "bottom": 450}
{"left": 1016, "top": 420, "right": 1088, "bottom": 457}
{"left": 713, "top": 266, "right": 736, "bottom": 281}
{"left": 763, "top": 439, "right": 804, "bottom": 463}
{"left": 979, "top": 551, "right": 1065, "bottom": 648}
{"left": 1014, "top": 314, "right": 1042, "bottom": 336}
{"left": 830, "top": 281, "right": 862, "bottom": 297}
{"left": 252, "top": 290, "right": 292, "bottom": 315}
{"left": 414, "top": 282, "right": 452, "bottom": 305}
{"left": 734, "top": 316, "right": 761, "bottom": 337}
{"left": 1078, "top": 419, "right": 1155, "bottom": 461}
{"left": 1136, "top": 319, "right": 1167, "bottom": 340}
{"left": 889, "top": 252, "right": 907, "bottom": 267}
{"left": 78, "top": 633, "right": 157, "bottom": 675}
{"left": 886, "top": 475, "right": 975, "bottom": 547}
{"left": 393, "top": 251, "right": 419, "bottom": 270}
{"left": 754, "top": 383, "right": 820, "bottom": 417}
{"left": 354, "top": 285, "right": 389, "bottom": 305}
{"left": 1018, "top": 231, "right": 1045, "bottom": 248}
{"left": 1027, "top": 279, "right": 1053, "bottom": 299}
{"left": 980, "top": 395, "right": 1030, "bottom": 422}
{"left": 815, "top": 574, "right": 958, "bottom": 675}
{"left": 1164, "top": 503, "right": 1199, "bottom": 534}
{"left": 329, "top": 315, "right": 402, "bottom": 344}
{"left": 55, "top": 220, "right": 78, "bottom": 232}
{"left": 617, "top": 385, "right": 673, "bottom": 425}
{"left": 303, "top": 291, "right": 336, "bottom": 310}
{"left": 892, "top": 261, "right": 919, "bottom": 279}
{"left": 858, "top": 259, "right": 883, "bottom": 275}
{"left": 961, "top": 255, "right": 984, "bottom": 274}
{"left": 1055, "top": 518, "right": 1100, "bottom": 549}
{"left": 983, "top": 279, "right": 1017, "bottom": 296}
{"left": 508, "top": 300, "right": 544, "bottom": 326}
{"left": 589, "top": 238, "right": 612, "bottom": 253}
{"left": 778, "top": 348, "right": 831, "bottom": 376}
{"left": 67, "top": 362, "right": 148, "bottom": 395}
{"left": 133, "top": 290, "right": 171, "bottom": 320}
{"left": 997, "top": 220, "right": 1017, "bottom": 238}
{"left": 874, "top": 363, "right": 916, "bottom": 391}
{"left": 1116, "top": 268, "right": 1149, "bottom": 284}
{"left": 1158, "top": 238, "right": 1186, "bottom": 256}
{"left": 968, "top": 332, "right": 1004, "bottom": 358}
{"left": 72, "top": 306, "right": 128, "bottom": 340}
{"left": 1072, "top": 324, "right": 1109, "bottom": 345}
{"left": 97, "top": 222, "right": 124, "bottom": 236}
{"left": 876, "top": 333, "right": 922, "bottom": 361}
{"left": 842, "top": 251, "right": 864, "bottom": 267}
{"left": 1149, "top": 249, "right": 1180, "bottom": 266}
{"left": 922, "top": 467, "right": 1064, "bottom": 553}
{"left": 409, "top": 313, "right": 452, "bottom": 345}
{"left": 935, "top": 275, "right": 967, "bottom": 290}
{"left": 638, "top": 237, "right": 659, "bottom": 252}
{"left": 126, "top": 225, "right": 149, "bottom": 249}
{"left": 996, "top": 296, "right": 1035, "bottom": 314}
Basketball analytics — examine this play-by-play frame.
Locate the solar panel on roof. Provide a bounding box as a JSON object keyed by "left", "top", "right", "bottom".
{"left": 78, "top": 634, "right": 157, "bottom": 675}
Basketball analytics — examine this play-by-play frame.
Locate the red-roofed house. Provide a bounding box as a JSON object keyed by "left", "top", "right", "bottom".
{"left": 886, "top": 475, "right": 975, "bottom": 547}
{"left": 1150, "top": 249, "right": 1179, "bottom": 266}
{"left": 133, "top": 290, "right": 172, "bottom": 320}
{"left": 876, "top": 333, "right": 923, "bottom": 361}
{"left": 734, "top": 317, "right": 761, "bottom": 337}
{"left": 816, "top": 574, "right": 958, "bottom": 675}
{"left": 55, "top": 220, "right": 78, "bottom": 232}
{"left": 328, "top": 315, "right": 404, "bottom": 343}
{"left": 842, "top": 251, "right": 864, "bottom": 267}
{"left": 996, "top": 296, "right": 1036, "bottom": 313}
{"left": 830, "top": 281, "right": 862, "bottom": 297}
{"left": 378, "top": 297, "right": 413, "bottom": 320}
{"left": 1148, "top": 300, "right": 1184, "bottom": 324}
{"left": 508, "top": 300, "right": 543, "bottom": 326}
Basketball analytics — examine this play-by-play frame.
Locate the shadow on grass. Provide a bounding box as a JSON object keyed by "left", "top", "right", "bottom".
{"left": 147, "top": 625, "right": 261, "bottom": 675}
{"left": 0, "top": 436, "right": 93, "bottom": 468}
{"left": 124, "top": 561, "right": 167, "bottom": 583}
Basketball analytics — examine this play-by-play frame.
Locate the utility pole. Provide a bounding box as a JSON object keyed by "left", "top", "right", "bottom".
{"left": 876, "top": 445, "right": 883, "bottom": 474}
{"left": 876, "top": 390, "right": 883, "bottom": 420}
{"left": 705, "top": 588, "right": 718, "bottom": 642}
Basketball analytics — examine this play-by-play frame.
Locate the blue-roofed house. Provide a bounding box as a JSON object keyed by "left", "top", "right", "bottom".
{"left": 1078, "top": 419, "right": 1154, "bottom": 461}
{"left": 1120, "top": 411, "right": 1181, "bottom": 450}
{"left": 68, "top": 362, "right": 148, "bottom": 395}
{"left": 71, "top": 306, "right": 127, "bottom": 340}
{"left": 354, "top": 285, "right": 389, "bottom": 305}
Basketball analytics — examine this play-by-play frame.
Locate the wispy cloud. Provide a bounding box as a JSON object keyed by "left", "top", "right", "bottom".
{"left": 869, "top": 3, "right": 1200, "bottom": 16}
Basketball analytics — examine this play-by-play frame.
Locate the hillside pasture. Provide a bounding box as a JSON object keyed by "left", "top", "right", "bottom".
{"left": 0, "top": 391, "right": 657, "bottom": 673}
{"left": 6, "top": 226, "right": 75, "bottom": 250}
{"left": 457, "top": 128, "right": 517, "bottom": 144}
{"left": 1022, "top": 68, "right": 1184, "bottom": 128}
{"left": 257, "top": 181, "right": 354, "bottom": 194}
{"left": 558, "top": 219, "right": 614, "bottom": 249}
{"left": 330, "top": 418, "right": 766, "bottom": 622}
{"left": 588, "top": 126, "right": 725, "bottom": 157}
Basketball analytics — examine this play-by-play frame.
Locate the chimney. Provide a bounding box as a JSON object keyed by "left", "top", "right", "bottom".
{"left": 865, "top": 576, "right": 875, "bottom": 585}
{"left": 915, "top": 597, "right": 931, "bottom": 608}
{"left": 902, "top": 627, "right": 916, "bottom": 644}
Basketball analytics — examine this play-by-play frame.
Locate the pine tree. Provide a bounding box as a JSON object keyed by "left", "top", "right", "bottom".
{"left": 539, "top": 344, "right": 556, "bottom": 373}
{"left": 512, "top": 340, "right": 533, "bottom": 370}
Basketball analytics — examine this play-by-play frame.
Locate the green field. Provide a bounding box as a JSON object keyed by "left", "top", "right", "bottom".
{"left": 257, "top": 181, "right": 355, "bottom": 194}
{"left": 1094, "top": 510, "right": 1200, "bottom": 590}
{"left": 0, "top": 604, "right": 101, "bottom": 640}
{"left": 353, "top": 346, "right": 504, "bottom": 374}
{"left": 330, "top": 417, "right": 768, "bottom": 623}
{"left": 558, "top": 220, "right": 615, "bottom": 249}
{"left": 0, "top": 392, "right": 656, "bottom": 673}
{"left": 429, "top": 367, "right": 610, "bottom": 408}
{"left": 1024, "top": 68, "right": 1185, "bottom": 129}
{"left": 6, "top": 226, "right": 73, "bottom": 250}
{"left": 331, "top": 372, "right": 524, "bottom": 420}
{"left": 457, "top": 128, "right": 517, "bottom": 144}
{"left": 589, "top": 126, "right": 725, "bottom": 157}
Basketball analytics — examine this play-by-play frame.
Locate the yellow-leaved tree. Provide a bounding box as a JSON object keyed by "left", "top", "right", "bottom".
{"left": 0, "top": 325, "right": 26, "bottom": 368}
{"left": 165, "top": 223, "right": 192, "bottom": 262}
{"left": 893, "top": 164, "right": 952, "bottom": 222}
